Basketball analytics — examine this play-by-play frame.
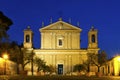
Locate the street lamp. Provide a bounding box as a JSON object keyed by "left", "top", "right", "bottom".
{"left": 3, "top": 54, "right": 8, "bottom": 75}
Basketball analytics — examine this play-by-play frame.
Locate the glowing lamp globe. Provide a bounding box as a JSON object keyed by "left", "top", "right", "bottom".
{"left": 3, "top": 54, "right": 8, "bottom": 60}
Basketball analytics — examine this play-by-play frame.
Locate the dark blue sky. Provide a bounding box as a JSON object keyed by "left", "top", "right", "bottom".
{"left": 0, "top": 0, "right": 120, "bottom": 58}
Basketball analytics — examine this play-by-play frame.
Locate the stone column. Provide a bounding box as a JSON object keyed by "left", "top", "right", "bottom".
{"left": 52, "top": 33, "right": 56, "bottom": 49}
{"left": 78, "top": 33, "right": 80, "bottom": 49}
{"left": 41, "top": 33, "right": 44, "bottom": 49}
{"left": 69, "top": 55, "right": 72, "bottom": 72}
{"left": 65, "top": 55, "right": 68, "bottom": 73}
{"left": 50, "top": 55, "right": 52, "bottom": 65}
{"left": 68, "top": 33, "right": 72, "bottom": 49}
{"left": 50, "top": 33, "right": 52, "bottom": 49}
{"left": 70, "top": 33, "right": 72, "bottom": 49}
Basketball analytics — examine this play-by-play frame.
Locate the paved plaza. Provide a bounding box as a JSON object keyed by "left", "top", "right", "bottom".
{"left": 0, "top": 75, "right": 120, "bottom": 80}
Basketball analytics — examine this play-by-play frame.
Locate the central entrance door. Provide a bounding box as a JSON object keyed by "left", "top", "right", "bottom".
{"left": 58, "top": 64, "right": 63, "bottom": 75}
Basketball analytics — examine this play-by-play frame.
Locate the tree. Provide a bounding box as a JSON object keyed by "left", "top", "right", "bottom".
{"left": 47, "top": 65, "right": 56, "bottom": 73}
{"left": 9, "top": 43, "right": 35, "bottom": 74}
{"left": 43, "top": 65, "right": 56, "bottom": 74}
{"left": 8, "top": 41, "right": 21, "bottom": 74}
{"left": 0, "top": 11, "right": 13, "bottom": 42}
{"left": 73, "top": 64, "right": 87, "bottom": 72}
{"left": 97, "top": 51, "right": 107, "bottom": 72}
{"left": 0, "top": 42, "right": 10, "bottom": 56}
{"left": 86, "top": 51, "right": 107, "bottom": 72}
{"left": 84, "top": 53, "right": 97, "bottom": 72}
{"left": 0, "top": 41, "right": 22, "bottom": 74}
{"left": 21, "top": 48, "right": 34, "bottom": 71}
{"left": 33, "top": 57, "right": 46, "bottom": 72}
{"left": 34, "top": 57, "right": 55, "bottom": 75}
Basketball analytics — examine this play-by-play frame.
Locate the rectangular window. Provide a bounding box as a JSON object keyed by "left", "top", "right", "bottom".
{"left": 59, "top": 39, "right": 62, "bottom": 46}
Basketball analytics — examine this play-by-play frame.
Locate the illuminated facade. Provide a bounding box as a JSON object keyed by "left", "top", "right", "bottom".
{"left": 23, "top": 19, "right": 100, "bottom": 75}
{"left": 0, "top": 57, "right": 17, "bottom": 75}
{"left": 100, "top": 56, "right": 120, "bottom": 76}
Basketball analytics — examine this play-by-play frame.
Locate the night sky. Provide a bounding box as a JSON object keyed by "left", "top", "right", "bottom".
{"left": 0, "top": 0, "right": 120, "bottom": 58}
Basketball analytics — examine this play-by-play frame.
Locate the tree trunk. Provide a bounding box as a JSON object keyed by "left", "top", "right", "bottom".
{"left": 87, "top": 64, "right": 90, "bottom": 72}
{"left": 37, "top": 67, "right": 40, "bottom": 72}
{"left": 16, "top": 63, "right": 19, "bottom": 74}
{"left": 31, "top": 58, "right": 33, "bottom": 75}
{"left": 22, "top": 64, "right": 25, "bottom": 71}
{"left": 98, "top": 66, "right": 100, "bottom": 72}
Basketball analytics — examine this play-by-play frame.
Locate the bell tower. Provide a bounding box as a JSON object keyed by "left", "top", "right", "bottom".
{"left": 23, "top": 26, "right": 33, "bottom": 48}
{"left": 88, "top": 26, "right": 98, "bottom": 49}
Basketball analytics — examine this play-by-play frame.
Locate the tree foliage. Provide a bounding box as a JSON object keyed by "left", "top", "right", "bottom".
{"left": 33, "top": 57, "right": 55, "bottom": 73}
{"left": 8, "top": 42, "right": 21, "bottom": 63}
{"left": 34, "top": 57, "right": 46, "bottom": 72}
{"left": 47, "top": 65, "right": 56, "bottom": 73}
{"left": 9, "top": 42, "right": 22, "bottom": 74}
{"left": 73, "top": 64, "right": 87, "bottom": 72}
{"left": 0, "top": 41, "right": 21, "bottom": 62}
{"left": 21, "top": 48, "right": 34, "bottom": 71}
{"left": 8, "top": 42, "right": 35, "bottom": 72}
{"left": 0, "top": 11, "right": 13, "bottom": 41}
{"left": 0, "top": 41, "right": 35, "bottom": 73}
{"left": 98, "top": 51, "right": 107, "bottom": 65}
{"left": 0, "top": 41, "right": 22, "bottom": 74}
{"left": 85, "top": 51, "right": 107, "bottom": 72}
{"left": 84, "top": 53, "right": 97, "bottom": 72}
{"left": 0, "top": 42, "right": 10, "bottom": 56}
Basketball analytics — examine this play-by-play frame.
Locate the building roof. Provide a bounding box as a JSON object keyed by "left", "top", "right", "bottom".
{"left": 40, "top": 20, "right": 82, "bottom": 32}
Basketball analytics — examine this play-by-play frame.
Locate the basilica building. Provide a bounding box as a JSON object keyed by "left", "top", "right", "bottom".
{"left": 23, "top": 18, "right": 100, "bottom": 75}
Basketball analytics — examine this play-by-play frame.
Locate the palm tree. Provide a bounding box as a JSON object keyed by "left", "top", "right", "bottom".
{"left": 33, "top": 57, "right": 46, "bottom": 72}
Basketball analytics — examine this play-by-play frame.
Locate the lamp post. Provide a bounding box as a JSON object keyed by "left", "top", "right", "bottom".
{"left": 3, "top": 54, "right": 8, "bottom": 75}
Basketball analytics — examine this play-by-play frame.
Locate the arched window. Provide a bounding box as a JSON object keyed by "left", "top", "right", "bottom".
{"left": 59, "top": 39, "right": 62, "bottom": 46}
{"left": 92, "top": 35, "right": 95, "bottom": 43}
{"left": 26, "top": 35, "right": 30, "bottom": 42}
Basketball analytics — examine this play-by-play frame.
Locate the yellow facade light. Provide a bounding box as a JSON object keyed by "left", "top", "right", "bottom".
{"left": 117, "top": 56, "right": 120, "bottom": 62}
{"left": 0, "top": 57, "right": 4, "bottom": 63}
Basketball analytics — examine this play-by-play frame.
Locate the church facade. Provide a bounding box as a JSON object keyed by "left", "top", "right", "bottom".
{"left": 23, "top": 19, "right": 100, "bottom": 75}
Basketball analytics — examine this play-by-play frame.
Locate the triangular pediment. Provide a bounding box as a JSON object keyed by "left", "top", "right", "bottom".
{"left": 40, "top": 21, "right": 82, "bottom": 32}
